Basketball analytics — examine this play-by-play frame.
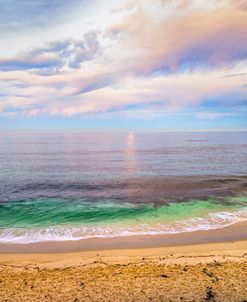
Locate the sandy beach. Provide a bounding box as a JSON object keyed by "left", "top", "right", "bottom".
{"left": 1, "top": 223, "right": 247, "bottom": 302}
{"left": 1, "top": 0, "right": 247, "bottom": 297}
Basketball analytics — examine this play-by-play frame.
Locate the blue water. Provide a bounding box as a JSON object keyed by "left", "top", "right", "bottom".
{"left": 0, "top": 132, "right": 247, "bottom": 243}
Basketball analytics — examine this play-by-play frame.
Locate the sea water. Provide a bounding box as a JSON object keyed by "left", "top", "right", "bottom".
{"left": 0, "top": 132, "right": 247, "bottom": 243}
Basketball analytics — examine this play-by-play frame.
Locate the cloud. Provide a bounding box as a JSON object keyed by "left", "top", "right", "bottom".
{"left": 1, "top": 62, "right": 246, "bottom": 117}
{"left": 107, "top": 0, "right": 247, "bottom": 74}
{"left": 0, "top": 0, "right": 247, "bottom": 121}
{"left": 0, "top": 31, "right": 100, "bottom": 72}
{"left": 196, "top": 111, "right": 236, "bottom": 120}
{"left": 0, "top": 56, "right": 60, "bottom": 72}
{"left": 0, "top": 0, "right": 89, "bottom": 32}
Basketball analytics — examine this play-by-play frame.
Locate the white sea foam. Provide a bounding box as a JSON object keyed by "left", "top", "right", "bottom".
{"left": 0, "top": 209, "right": 246, "bottom": 244}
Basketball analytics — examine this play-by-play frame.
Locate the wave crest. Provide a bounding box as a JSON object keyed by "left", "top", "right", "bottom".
{"left": 0, "top": 209, "right": 246, "bottom": 244}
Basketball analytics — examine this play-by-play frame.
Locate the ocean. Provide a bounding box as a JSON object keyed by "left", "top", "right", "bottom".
{"left": 0, "top": 131, "right": 247, "bottom": 243}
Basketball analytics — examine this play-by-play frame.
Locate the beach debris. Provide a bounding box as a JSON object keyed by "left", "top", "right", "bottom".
{"left": 61, "top": 266, "right": 71, "bottom": 271}
{"left": 202, "top": 268, "right": 218, "bottom": 283}
{"left": 204, "top": 286, "right": 216, "bottom": 301}
{"left": 44, "top": 293, "right": 52, "bottom": 301}
{"left": 212, "top": 260, "right": 222, "bottom": 267}
{"left": 159, "top": 274, "right": 168, "bottom": 278}
{"left": 79, "top": 281, "right": 85, "bottom": 288}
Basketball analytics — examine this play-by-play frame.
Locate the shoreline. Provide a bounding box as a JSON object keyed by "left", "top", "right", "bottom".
{"left": 0, "top": 239, "right": 247, "bottom": 268}
{"left": 1, "top": 222, "right": 246, "bottom": 301}
{"left": 0, "top": 220, "right": 247, "bottom": 254}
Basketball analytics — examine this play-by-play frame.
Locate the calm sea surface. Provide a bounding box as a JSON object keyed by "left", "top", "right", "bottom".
{"left": 0, "top": 132, "right": 247, "bottom": 243}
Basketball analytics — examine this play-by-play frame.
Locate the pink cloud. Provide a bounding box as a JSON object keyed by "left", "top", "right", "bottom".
{"left": 107, "top": 0, "right": 247, "bottom": 74}
{"left": 0, "top": 0, "right": 247, "bottom": 117}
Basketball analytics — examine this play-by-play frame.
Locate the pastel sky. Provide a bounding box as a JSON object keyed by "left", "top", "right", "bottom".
{"left": 0, "top": 0, "right": 247, "bottom": 131}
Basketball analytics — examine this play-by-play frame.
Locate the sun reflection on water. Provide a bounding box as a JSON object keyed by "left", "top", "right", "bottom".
{"left": 125, "top": 132, "right": 138, "bottom": 174}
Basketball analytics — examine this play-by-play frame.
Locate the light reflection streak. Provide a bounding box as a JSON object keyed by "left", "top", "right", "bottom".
{"left": 124, "top": 132, "right": 138, "bottom": 174}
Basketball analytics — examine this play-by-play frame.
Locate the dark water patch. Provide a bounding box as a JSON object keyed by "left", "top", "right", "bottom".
{"left": 1, "top": 176, "right": 247, "bottom": 204}
{"left": 0, "top": 132, "right": 247, "bottom": 243}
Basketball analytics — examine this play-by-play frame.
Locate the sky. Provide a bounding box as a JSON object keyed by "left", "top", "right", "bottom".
{"left": 0, "top": 0, "right": 247, "bottom": 131}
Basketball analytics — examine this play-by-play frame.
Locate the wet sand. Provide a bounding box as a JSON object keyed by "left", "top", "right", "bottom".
{"left": 0, "top": 221, "right": 247, "bottom": 253}
{"left": 0, "top": 223, "right": 247, "bottom": 301}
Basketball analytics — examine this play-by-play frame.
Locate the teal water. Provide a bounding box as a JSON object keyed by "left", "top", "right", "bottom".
{"left": 1, "top": 132, "right": 247, "bottom": 243}
{"left": 0, "top": 196, "right": 246, "bottom": 243}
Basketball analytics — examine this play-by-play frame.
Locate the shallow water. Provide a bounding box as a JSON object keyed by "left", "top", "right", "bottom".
{"left": 0, "top": 132, "right": 247, "bottom": 243}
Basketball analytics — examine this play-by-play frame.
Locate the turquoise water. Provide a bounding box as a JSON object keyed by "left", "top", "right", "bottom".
{"left": 1, "top": 197, "right": 247, "bottom": 228}
{"left": 0, "top": 196, "right": 246, "bottom": 243}
{"left": 0, "top": 132, "right": 247, "bottom": 243}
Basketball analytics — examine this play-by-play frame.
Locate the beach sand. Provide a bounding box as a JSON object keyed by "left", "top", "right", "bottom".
{"left": 0, "top": 223, "right": 247, "bottom": 301}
